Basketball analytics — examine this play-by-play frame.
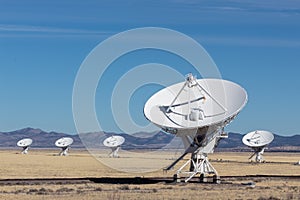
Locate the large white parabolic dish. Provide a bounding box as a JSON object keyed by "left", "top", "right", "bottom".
{"left": 103, "top": 136, "right": 125, "bottom": 148}
{"left": 17, "top": 138, "right": 33, "bottom": 147}
{"left": 55, "top": 137, "right": 74, "bottom": 148}
{"left": 144, "top": 75, "right": 247, "bottom": 182}
{"left": 144, "top": 78, "right": 247, "bottom": 135}
{"left": 242, "top": 130, "right": 274, "bottom": 148}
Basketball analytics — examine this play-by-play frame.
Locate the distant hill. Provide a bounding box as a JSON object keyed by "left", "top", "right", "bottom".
{"left": 218, "top": 132, "right": 244, "bottom": 149}
{"left": 0, "top": 128, "right": 175, "bottom": 150}
{"left": 0, "top": 127, "right": 82, "bottom": 148}
{"left": 0, "top": 127, "right": 299, "bottom": 152}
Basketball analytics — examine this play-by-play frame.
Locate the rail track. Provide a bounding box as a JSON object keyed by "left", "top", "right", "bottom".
{"left": 0, "top": 175, "right": 299, "bottom": 186}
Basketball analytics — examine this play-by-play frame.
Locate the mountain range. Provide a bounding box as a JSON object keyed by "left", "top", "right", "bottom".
{"left": 0, "top": 127, "right": 299, "bottom": 152}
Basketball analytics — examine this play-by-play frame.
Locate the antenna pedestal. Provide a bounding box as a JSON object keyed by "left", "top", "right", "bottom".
{"left": 109, "top": 147, "right": 120, "bottom": 158}
{"left": 249, "top": 147, "right": 265, "bottom": 163}
{"left": 175, "top": 153, "right": 220, "bottom": 183}
{"left": 59, "top": 147, "right": 70, "bottom": 156}
{"left": 21, "top": 146, "right": 29, "bottom": 154}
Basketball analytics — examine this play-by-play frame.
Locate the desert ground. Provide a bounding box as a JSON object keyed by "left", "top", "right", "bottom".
{"left": 0, "top": 149, "right": 299, "bottom": 200}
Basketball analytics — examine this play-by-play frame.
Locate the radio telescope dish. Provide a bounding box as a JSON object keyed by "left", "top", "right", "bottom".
{"left": 144, "top": 74, "right": 247, "bottom": 183}
{"left": 103, "top": 136, "right": 125, "bottom": 158}
{"left": 55, "top": 137, "right": 73, "bottom": 156}
{"left": 17, "top": 138, "right": 33, "bottom": 154}
{"left": 242, "top": 130, "right": 274, "bottom": 162}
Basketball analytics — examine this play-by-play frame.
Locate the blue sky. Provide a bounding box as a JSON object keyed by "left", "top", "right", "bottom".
{"left": 0, "top": 0, "right": 300, "bottom": 136}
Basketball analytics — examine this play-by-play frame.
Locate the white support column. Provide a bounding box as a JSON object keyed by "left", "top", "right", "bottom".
{"left": 175, "top": 152, "right": 219, "bottom": 183}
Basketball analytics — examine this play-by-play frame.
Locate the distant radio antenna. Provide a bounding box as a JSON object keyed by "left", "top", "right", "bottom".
{"left": 242, "top": 130, "right": 274, "bottom": 162}
{"left": 17, "top": 138, "right": 33, "bottom": 154}
{"left": 55, "top": 137, "right": 74, "bottom": 156}
{"left": 103, "top": 136, "right": 125, "bottom": 158}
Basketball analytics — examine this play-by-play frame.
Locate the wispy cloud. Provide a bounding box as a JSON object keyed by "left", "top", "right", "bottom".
{"left": 170, "top": 0, "right": 300, "bottom": 16}
{"left": 196, "top": 35, "right": 300, "bottom": 47}
{"left": 163, "top": 1, "right": 300, "bottom": 26}
{"left": 1, "top": 24, "right": 299, "bottom": 48}
{"left": 0, "top": 24, "right": 113, "bottom": 38}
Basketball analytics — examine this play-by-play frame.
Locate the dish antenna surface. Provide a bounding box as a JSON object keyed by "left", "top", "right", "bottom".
{"left": 242, "top": 130, "right": 274, "bottom": 162}
{"left": 144, "top": 74, "right": 247, "bottom": 183}
{"left": 55, "top": 137, "right": 73, "bottom": 156}
{"left": 103, "top": 135, "right": 125, "bottom": 158}
{"left": 17, "top": 138, "right": 33, "bottom": 154}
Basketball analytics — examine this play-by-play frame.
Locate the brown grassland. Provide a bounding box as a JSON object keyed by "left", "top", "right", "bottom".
{"left": 0, "top": 149, "right": 299, "bottom": 200}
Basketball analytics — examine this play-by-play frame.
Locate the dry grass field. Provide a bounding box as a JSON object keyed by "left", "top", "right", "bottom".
{"left": 0, "top": 149, "right": 299, "bottom": 199}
